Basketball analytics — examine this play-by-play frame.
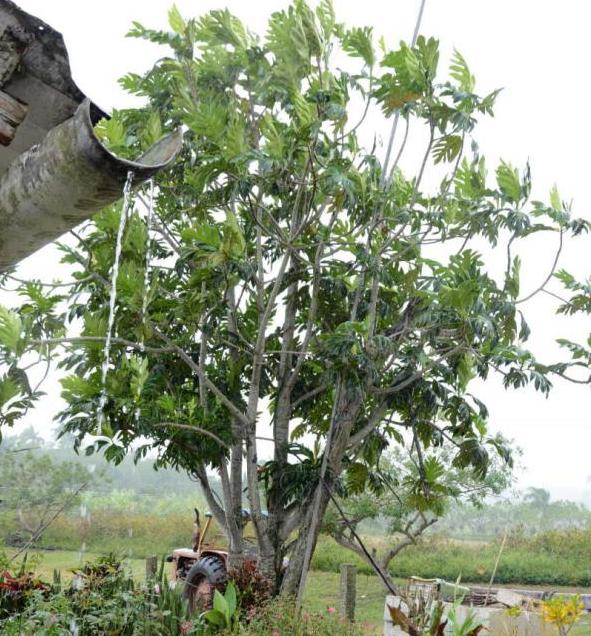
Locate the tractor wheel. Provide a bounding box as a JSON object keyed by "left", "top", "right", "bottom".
{"left": 182, "top": 555, "right": 227, "bottom": 611}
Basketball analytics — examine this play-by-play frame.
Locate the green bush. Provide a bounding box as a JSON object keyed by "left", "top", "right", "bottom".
{"left": 0, "top": 554, "right": 201, "bottom": 635}
{"left": 312, "top": 532, "right": 591, "bottom": 586}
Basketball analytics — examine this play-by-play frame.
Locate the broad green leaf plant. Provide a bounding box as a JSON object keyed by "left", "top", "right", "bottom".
{"left": 0, "top": 1, "right": 589, "bottom": 594}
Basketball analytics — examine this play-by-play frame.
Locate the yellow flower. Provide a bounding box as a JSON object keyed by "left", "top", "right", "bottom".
{"left": 541, "top": 595, "right": 584, "bottom": 635}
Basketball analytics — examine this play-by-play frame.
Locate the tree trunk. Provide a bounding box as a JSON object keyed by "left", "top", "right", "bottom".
{"left": 225, "top": 439, "right": 245, "bottom": 570}
{"left": 281, "top": 385, "right": 363, "bottom": 596}
{"left": 280, "top": 485, "right": 331, "bottom": 595}
{"left": 223, "top": 287, "right": 246, "bottom": 570}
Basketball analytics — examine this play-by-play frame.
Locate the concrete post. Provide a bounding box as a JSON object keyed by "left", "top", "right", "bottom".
{"left": 145, "top": 555, "right": 158, "bottom": 582}
{"left": 340, "top": 563, "right": 356, "bottom": 621}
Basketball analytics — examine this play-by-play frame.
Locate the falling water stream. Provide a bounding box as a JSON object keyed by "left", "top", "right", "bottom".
{"left": 96, "top": 170, "right": 135, "bottom": 434}
{"left": 140, "top": 179, "right": 155, "bottom": 331}
{"left": 133, "top": 179, "right": 155, "bottom": 425}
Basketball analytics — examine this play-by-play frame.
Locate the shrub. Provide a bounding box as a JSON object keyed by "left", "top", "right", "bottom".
{"left": 0, "top": 569, "right": 50, "bottom": 619}
{"left": 227, "top": 559, "right": 273, "bottom": 614}
{"left": 0, "top": 554, "right": 203, "bottom": 636}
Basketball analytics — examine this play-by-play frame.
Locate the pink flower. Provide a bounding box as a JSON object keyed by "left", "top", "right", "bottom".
{"left": 272, "top": 631, "right": 281, "bottom": 636}
{"left": 153, "top": 583, "right": 161, "bottom": 594}
{"left": 327, "top": 606, "right": 337, "bottom": 614}
{"left": 303, "top": 611, "right": 310, "bottom": 621}
{"left": 179, "top": 620, "right": 192, "bottom": 634}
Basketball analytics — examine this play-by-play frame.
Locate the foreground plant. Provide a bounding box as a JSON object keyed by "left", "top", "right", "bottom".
{"left": 0, "top": 559, "right": 49, "bottom": 620}
{"left": 202, "top": 582, "right": 239, "bottom": 631}
{"left": 239, "top": 596, "right": 364, "bottom": 636}
{"left": 388, "top": 600, "right": 447, "bottom": 636}
{"left": 388, "top": 592, "right": 484, "bottom": 636}
{"left": 541, "top": 594, "right": 584, "bottom": 636}
{"left": 0, "top": 0, "right": 589, "bottom": 597}
{"left": 0, "top": 554, "right": 203, "bottom": 635}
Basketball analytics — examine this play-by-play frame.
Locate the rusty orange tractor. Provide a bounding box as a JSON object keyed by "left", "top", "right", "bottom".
{"left": 167, "top": 509, "right": 228, "bottom": 610}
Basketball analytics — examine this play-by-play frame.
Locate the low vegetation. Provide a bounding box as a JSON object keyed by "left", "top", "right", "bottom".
{"left": 312, "top": 530, "right": 591, "bottom": 586}
{"left": 0, "top": 553, "right": 367, "bottom": 635}
{"left": 1, "top": 551, "right": 589, "bottom": 635}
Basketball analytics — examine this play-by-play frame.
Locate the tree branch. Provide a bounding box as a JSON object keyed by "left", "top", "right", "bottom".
{"left": 152, "top": 326, "right": 250, "bottom": 427}
{"left": 152, "top": 421, "right": 230, "bottom": 449}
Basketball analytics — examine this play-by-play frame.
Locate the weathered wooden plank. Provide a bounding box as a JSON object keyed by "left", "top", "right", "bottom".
{"left": 0, "top": 88, "right": 27, "bottom": 145}
{"left": 0, "top": 89, "right": 27, "bottom": 124}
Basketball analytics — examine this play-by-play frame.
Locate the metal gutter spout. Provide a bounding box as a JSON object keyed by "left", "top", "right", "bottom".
{"left": 0, "top": 99, "right": 182, "bottom": 271}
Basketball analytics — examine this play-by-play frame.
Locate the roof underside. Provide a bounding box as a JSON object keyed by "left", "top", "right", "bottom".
{"left": 0, "top": 0, "right": 104, "bottom": 175}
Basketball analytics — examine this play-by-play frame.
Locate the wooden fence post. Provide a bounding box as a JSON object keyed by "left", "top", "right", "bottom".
{"left": 340, "top": 563, "right": 356, "bottom": 622}
{"left": 145, "top": 555, "right": 158, "bottom": 582}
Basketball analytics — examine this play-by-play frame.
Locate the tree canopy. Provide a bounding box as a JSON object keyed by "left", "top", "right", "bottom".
{"left": 0, "top": 0, "right": 589, "bottom": 594}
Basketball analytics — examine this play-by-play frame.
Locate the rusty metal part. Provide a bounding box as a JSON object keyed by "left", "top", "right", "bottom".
{"left": 197, "top": 512, "right": 214, "bottom": 554}
{"left": 192, "top": 508, "right": 202, "bottom": 552}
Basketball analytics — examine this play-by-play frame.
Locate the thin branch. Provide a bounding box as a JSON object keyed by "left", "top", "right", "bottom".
{"left": 291, "top": 383, "right": 328, "bottom": 411}
{"left": 346, "top": 401, "right": 388, "bottom": 450}
{"left": 152, "top": 421, "right": 230, "bottom": 449}
{"left": 515, "top": 228, "right": 563, "bottom": 304}
{"left": 30, "top": 336, "right": 173, "bottom": 354}
{"left": 386, "top": 116, "right": 411, "bottom": 183}
{"left": 371, "top": 345, "right": 464, "bottom": 396}
{"left": 381, "top": 516, "right": 437, "bottom": 567}
{"left": 4, "top": 274, "right": 92, "bottom": 289}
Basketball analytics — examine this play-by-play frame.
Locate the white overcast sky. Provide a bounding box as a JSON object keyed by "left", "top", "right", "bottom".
{"left": 6, "top": 0, "right": 591, "bottom": 502}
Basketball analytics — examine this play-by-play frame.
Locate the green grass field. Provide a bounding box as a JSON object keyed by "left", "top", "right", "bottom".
{"left": 10, "top": 508, "right": 591, "bottom": 588}
{"left": 4, "top": 547, "right": 591, "bottom": 635}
